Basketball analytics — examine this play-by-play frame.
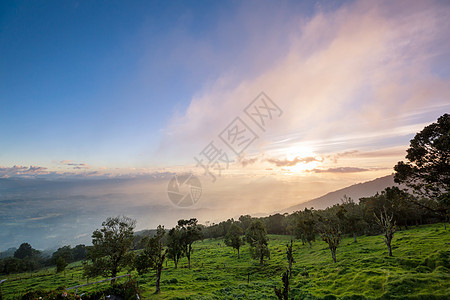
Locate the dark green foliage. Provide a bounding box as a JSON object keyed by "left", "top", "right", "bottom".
{"left": 52, "top": 246, "right": 73, "bottom": 265}
{"left": 394, "top": 113, "right": 449, "bottom": 220}
{"left": 246, "top": 220, "right": 270, "bottom": 265}
{"left": 14, "top": 243, "right": 40, "bottom": 260}
{"left": 72, "top": 245, "right": 87, "bottom": 261}
{"left": 166, "top": 227, "right": 184, "bottom": 269}
{"left": 274, "top": 270, "right": 289, "bottom": 300}
{"left": 224, "top": 223, "right": 245, "bottom": 258}
{"left": 318, "top": 217, "right": 341, "bottom": 263}
{"left": 177, "top": 218, "right": 202, "bottom": 269}
{"left": 295, "top": 208, "right": 316, "bottom": 247}
{"left": 55, "top": 257, "right": 67, "bottom": 273}
{"left": 286, "top": 240, "right": 295, "bottom": 277}
{"left": 83, "top": 216, "right": 136, "bottom": 279}
{"left": 135, "top": 225, "right": 167, "bottom": 293}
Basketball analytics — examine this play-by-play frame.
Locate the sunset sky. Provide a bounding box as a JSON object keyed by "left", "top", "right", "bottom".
{"left": 1, "top": 0, "right": 450, "bottom": 247}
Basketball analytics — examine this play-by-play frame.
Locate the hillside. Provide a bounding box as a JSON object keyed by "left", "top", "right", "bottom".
{"left": 1, "top": 224, "right": 448, "bottom": 299}
{"left": 282, "top": 174, "right": 399, "bottom": 213}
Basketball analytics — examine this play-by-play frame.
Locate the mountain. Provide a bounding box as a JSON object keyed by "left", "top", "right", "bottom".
{"left": 281, "top": 174, "right": 399, "bottom": 213}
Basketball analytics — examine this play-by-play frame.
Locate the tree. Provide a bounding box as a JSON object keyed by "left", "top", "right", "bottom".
{"left": 286, "top": 240, "right": 295, "bottom": 277}
{"left": 135, "top": 225, "right": 167, "bottom": 294}
{"left": 178, "top": 218, "right": 202, "bottom": 269}
{"left": 295, "top": 208, "right": 316, "bottom": 247}
{"left": 274, "top": 270, "right": 289, "bottom": 300}
{"left": 337, "top": 196, "right": 364, "bottom": 242}
{"left": 72, "top": 244, "right": 87, "bottom": 261}
{"left": 83, "top": 216, "right": 136, "bottom": 280}
{"left": 374, "top": 208, "right": 396, "bottom": 257}
{"left": 14, "top": 243, "right": 39, "bottom": 259}
{"left": 239, "top": 215, "right": 253, "bottom": 231}
{"left": 56, "top": 256, "right": 68, "bottom": 273}
{"left": 394, "top": 113, "right": 449, "bottom": 222}
{"left": 224, "top": 223, "right": 245, "bottom": 258}
{"left": 52, "top": 246, "right": 73, "bottom": 265}
{"left": 246, "top": 220, "right": 270, "bottom": 266}
{"left": 318, "top": 218, "right": 341, "bottom": 263}
{"left": 167, "top": 227, "right": 183, "bottom": 269}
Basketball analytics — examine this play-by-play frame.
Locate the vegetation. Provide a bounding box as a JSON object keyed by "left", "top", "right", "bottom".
{"left": 224, "top": 223, "right": 245, "bottom": 258}
{"left": 135, "top": 225, "right": 167, "bottom": 294}
{"left": 82, "top": 216, "right": 136, "bottom": 280}
{"left": 0, "top": 223, "right": 448, "bottom": 299}
{"left": 246, "top": 220, "right": 270, "bottom": 266}
{"left": 394, "top": 113, "right": 449, "bottom": 223}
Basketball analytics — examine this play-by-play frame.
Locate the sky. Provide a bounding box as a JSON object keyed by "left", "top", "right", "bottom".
{"left": 1, "top": 0, "right": 450, "bottom": 248}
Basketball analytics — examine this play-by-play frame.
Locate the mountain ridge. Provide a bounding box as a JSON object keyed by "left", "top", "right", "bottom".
{"left": 280, "top": 174, "right": 399, "bottom": 213}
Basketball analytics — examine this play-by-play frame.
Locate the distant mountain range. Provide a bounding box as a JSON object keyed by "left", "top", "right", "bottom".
{"left": 281, "top": 174, "right": 400, "bottom": 213}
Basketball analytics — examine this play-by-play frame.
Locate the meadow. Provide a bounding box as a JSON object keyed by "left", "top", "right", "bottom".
{"left": 1, "top": 223, "right": 449, "bottom": 299}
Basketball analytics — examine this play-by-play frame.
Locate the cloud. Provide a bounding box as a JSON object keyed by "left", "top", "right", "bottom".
{"left": 312, "top": 167, "right": 371, "bottom": 173}
{"left": 0, "top": 165, "right": 49, "bottom": 177}
{"left": 265, "top": 156, "right": 321, "bottom": 167}
{"left": 158, "top": 0, "right": 450, "bottom": 163}
{"left": 60, "top": 160, "right": 91, "bottom": 169}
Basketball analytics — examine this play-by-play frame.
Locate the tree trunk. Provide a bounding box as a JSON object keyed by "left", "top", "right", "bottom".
{"left": 174, "top": 259, "right": 178, "bottom": 269}
{"left": 237, "top": 248, "right": 240, "bottom": 259}
{"left": 388, "top": 243, "right": 392, "bottom": 257}
{"left": 155, "top": 270, "right": 161, "bottom": 294}
{"left": 331, "top": 249, "right": 336, "bottom": 263}
{"left": 288, "top": 261, "right": 292, "bottom": 277}
{"left": 353, "top": 232, "right": 357, "bottom": 243}
{"left": 187, "top": 255, "right": 191, "bottom": 269}
{"left": 308, "top": 241, "right": 312, "bottom": 248}
{"left": 260, "top": 253, "right": 264, "bottom": 266}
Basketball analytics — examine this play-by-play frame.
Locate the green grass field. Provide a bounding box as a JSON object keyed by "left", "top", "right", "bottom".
{"left": 1, "top": 223, "right": 449, "bottom": 299}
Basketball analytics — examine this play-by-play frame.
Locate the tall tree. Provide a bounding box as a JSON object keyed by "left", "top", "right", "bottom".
{"left": 178, "top": 218, "right": 202, "bottom": 269}
{"left": 274, "top": 270, "right": 289, "bottom": 300}
{"left": 246, "top": 220, "right": 270, "bottom": 266}
{"left": 135, "top": 225, "right": 167, "bottom": 294}
{"left": 167, "top": 227, "right": 183, "bottom": 269}
{"left": 295, "top": 208, "right": 316, "bottom": 247}
{"left": 394, "top": 113, "right": 449, "bottom": 223}
{"left": 318, "top": 217, "right": 341, "bottom": 263}
{"left": 83, "top": 216, "right": 136, "bottom": 280}
{"left": 52, "top": 246, "right": 73, "bottom": 265}
{"left": 56, "top": 256, "right": 68, "bottom": 273}
{"left": 14, "top": 243, "right": 39, "bottom": 260}
{"left": 224, "top": 223, "right": 245, "bottom": 258}
{"left": 337, "top": 196, "right": 364, "bottom": 242}
{"left": 286, "top": 240, "right": 295, "bottom": 277}
{"left": 374, "top": 208, "right": 396, "bottom": 257}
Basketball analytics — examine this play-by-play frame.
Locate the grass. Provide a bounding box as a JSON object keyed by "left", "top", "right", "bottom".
{"left": 1, "top": 223, "right": 449, "bottom": 299}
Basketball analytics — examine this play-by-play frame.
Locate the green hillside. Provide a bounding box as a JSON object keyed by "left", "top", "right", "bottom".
{"left": 1, "top": 223, "right": 449, "bottom": 299}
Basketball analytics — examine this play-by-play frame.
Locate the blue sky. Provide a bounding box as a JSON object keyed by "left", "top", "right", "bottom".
{"left": 1, "top": 0, "right": 449, "bottom": 180}
{"left": 0, "top": 0, "right": 318, "bottom": 168}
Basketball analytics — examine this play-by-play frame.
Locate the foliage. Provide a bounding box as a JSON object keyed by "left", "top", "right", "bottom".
{"left": 374, "top": 208, "right": 396, "bottom": 257}
{"left": 56, "top": 257, "right": 68, "bottom": 273}
{"left": 286, "top": 240, "right": 295, "bottom": 277}
{"left": 1, "top": 224, "right": 449, "bottom": 299}
{"left": 14, "top": 243, "right": 40, "bottom": 260}
{"left": 135, "top": 225, "right": 167, "bottom": 293}
{"left": 318, "top": 217, "right": 341, "bottom": 263}
{"left": 224, "top": 223, "right": 245, "bottom": 258}
{"left": 394, "top": 113, "right": 449, "bottom": 218}
{"left": 177, "top": 218, "right": 202, "bottom": 269}
{"left": 166, "top": 227, "right": 183, "bottom": 269}
{"left": 274, "top": 270, "right": 289, "bottom": 300}
{"left": 246, "top": 220, "right": 270, "bottom": 265}
{"left": 83, "top": 216, "right": 136, "bottom": 279}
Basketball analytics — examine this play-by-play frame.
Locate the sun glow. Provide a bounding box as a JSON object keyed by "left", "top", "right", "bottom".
{"left": 280, "top": 144, "right": 323, "bottom": 173}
